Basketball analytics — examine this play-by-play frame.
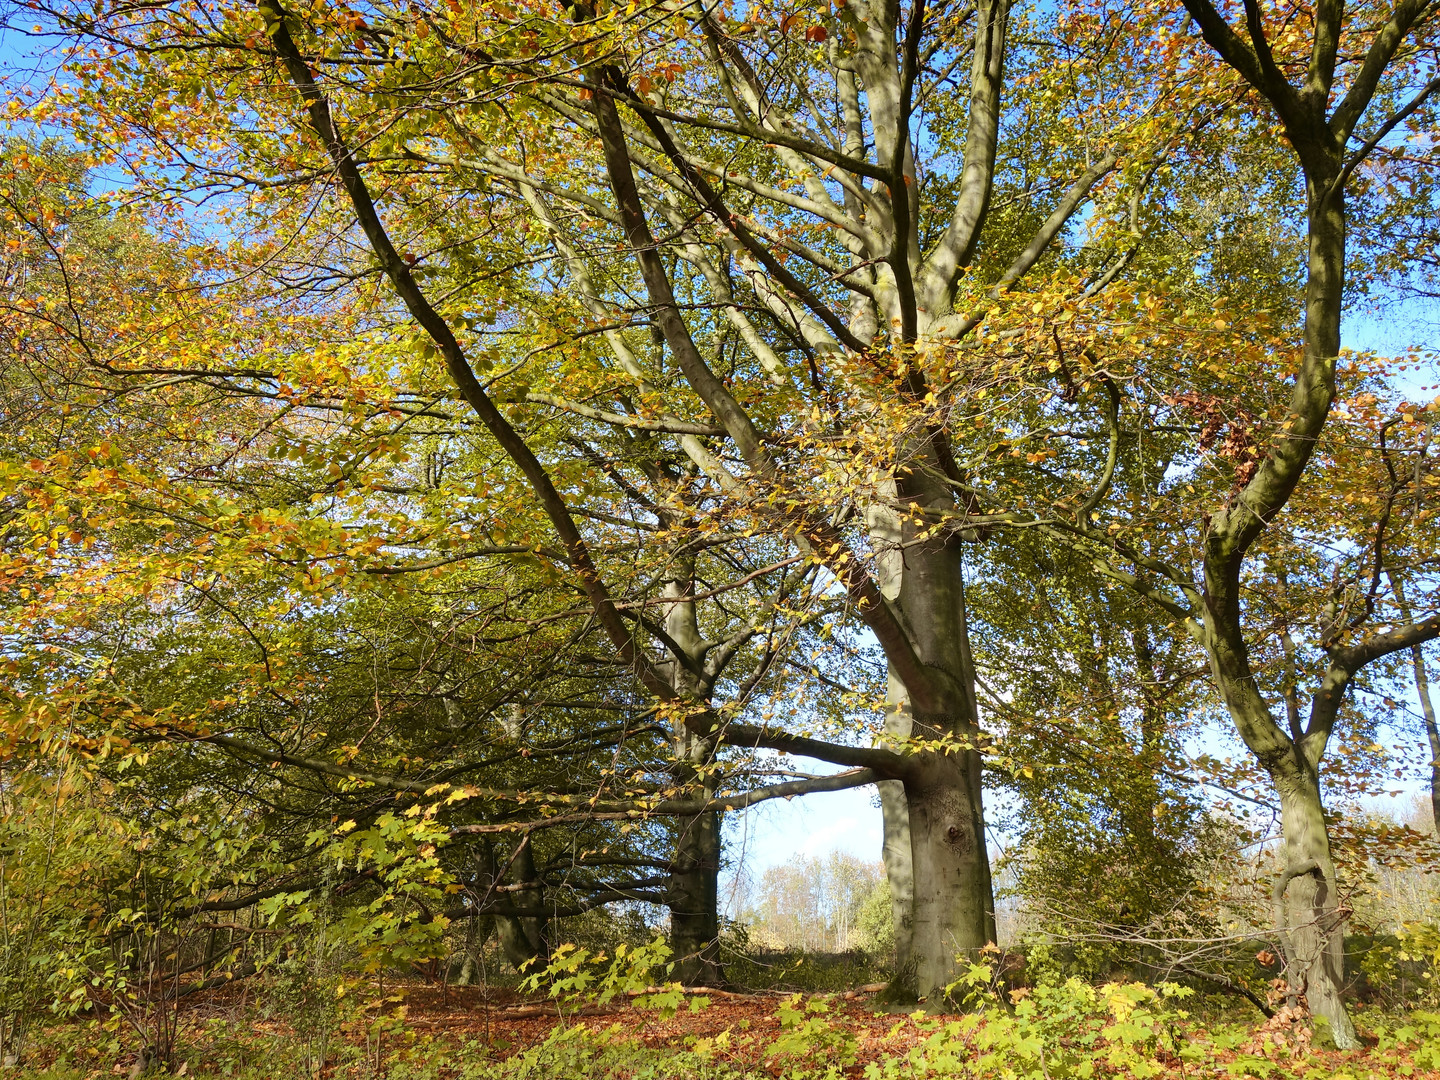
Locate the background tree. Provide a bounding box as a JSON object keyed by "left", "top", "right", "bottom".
{"left": 738, "top": 852, "right": 886, "bottom": 954}
{"left": 0, "top": 136, "right": 884, "bottom": 990}
{"left": 941, "top": 0, "right": 1440, "bottom": 1043}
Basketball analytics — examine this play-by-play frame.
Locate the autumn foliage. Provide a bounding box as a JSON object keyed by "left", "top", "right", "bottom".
{"left": 3, "top": 0, "right": 1440, "bottom": 1071}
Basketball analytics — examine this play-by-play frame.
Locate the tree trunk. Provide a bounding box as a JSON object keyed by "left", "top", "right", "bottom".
{"left": 878, "top": 679, "right": 916, "bottom": 989}
{"left": 453, "top": 915, "right": 493, "bottom": 985}
{"left": 905, "top": 745, "right": 994, "bottom": 1001}
{"left": 1267, "top": 167, "right": 1353, "bottom": 1048}
{"left": 667, "top": 772, "right": 724, "bottom": 986}
{"left": 658, "top": 559, "right": 725, "bottom": 985}
{"left": 1393, "top": 576, "right": 1440, "bottom": 830}
{"left": 1414, "top": 646, "right": 1440, "bottom": 832}
{"left": 869, "top": 485, "right": 917, "bottom": 990}
{"left": 1272, "top": 762, "right": 1356, "bottom": 1048}
{"left": 872, "top": 478, "right": 996, "bottom": 1002}
{"left": 493, "top": 839, "right": 546, "bottom": 973}
{"left": 1196, "top": 155, "right": 1357, "bottom": 1047}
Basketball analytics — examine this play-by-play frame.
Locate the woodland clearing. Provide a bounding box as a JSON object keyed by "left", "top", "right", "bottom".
{"left": 7, "top": 0, "right": 1440, "bottom": 1070}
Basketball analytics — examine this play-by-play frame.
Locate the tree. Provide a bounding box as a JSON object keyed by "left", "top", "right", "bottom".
{"left": 15, "top": 0, "right": 1220, "bottom": 1000}
{"left": 0, "top": 137, "right": 871, "bottom": 989}
{"left": 945, "top": 0, "right": 1440, "bottom": 1044}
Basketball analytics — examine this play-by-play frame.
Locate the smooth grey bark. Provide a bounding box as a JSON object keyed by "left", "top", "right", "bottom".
{"left": 492, "top": 839, "right": 546, "bottom": 973}
{"left": 870, "top": 447, "right": 996, "bottom": 1001}
{"left": 918, "top": 0, "right": 1011, "bottom": 310}
{"left": 856, "top": 0, "right": 1008, "bottom": 990}
{"left": 893, "top": 543, "right": 996, "bottom": 1001}
{"left": 869, "top": 489, "right": 918, "bottom": 985}
{"left": 657, "top": 557, "right": 726, "bottom": 986}
{"left": 878, "top": 691, "right": 916, "bottom": 986}
{"left": 666, "top": 738, "right": 724, "bottom": 986}
{"left": 868, "top": 465, "right": 995, "bottom": 1000}
{"left": 905, "top": 750, "right": 993, "bottom": 997}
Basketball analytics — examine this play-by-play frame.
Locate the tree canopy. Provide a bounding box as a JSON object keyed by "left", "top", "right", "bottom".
{"left": 3, "top": 0, "right": 1440, "bottom": 1053}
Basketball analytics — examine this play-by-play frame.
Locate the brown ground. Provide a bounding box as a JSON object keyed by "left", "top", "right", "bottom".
{"left": 390, "top": 983, "right": 901, "bottom": 1061}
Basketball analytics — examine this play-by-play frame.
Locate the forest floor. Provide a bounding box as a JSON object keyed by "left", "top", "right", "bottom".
{"left": 16, "top": 981, "right": 1440, "bottom": 1079}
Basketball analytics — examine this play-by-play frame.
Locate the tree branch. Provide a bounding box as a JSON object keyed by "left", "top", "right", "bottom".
{"left": 259, "top": 0, "right": 672, "bottom": 702}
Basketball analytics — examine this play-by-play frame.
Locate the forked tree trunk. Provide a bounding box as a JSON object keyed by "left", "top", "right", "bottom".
{"left": 493, "top": 839, "right": 546, "bottom": 973}
{"left": 1195, "top": 153, "right": 1363, "bottom": 1048}
{"left": 454, "top": 915, "right": 494, "bottom": 985}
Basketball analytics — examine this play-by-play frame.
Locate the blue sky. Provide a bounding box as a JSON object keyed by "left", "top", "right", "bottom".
{"left": 728, "top": 777, "right": 885, "bottom": 870}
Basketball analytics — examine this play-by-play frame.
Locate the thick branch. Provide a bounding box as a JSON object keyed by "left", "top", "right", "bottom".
{"left": 1178, "top": 0, "right": 1286, "bottom": 105}
{"left": 918, "top": 0, "right": 1009, "bottom": 310}
{"left": 1303, "top": 614, "right": 1440, "bottom": 760}
{"left": 260, "top": 1, "right": 671, "bottom": 701}
{"left": 1330, "top": 0, "right": 1439, "bottom": 143}
{"left": 719, "top": 722, "right": 914, "bottom": 777}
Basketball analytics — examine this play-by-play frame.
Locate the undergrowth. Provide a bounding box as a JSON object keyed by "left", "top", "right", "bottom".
{"left": 12, "top": 943, "right": 1440, "bottom": 1078}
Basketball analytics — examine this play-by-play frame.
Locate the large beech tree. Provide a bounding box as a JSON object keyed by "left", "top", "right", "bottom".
{"left": 11, "top": 0, "right": 1214, "bottom": 1000}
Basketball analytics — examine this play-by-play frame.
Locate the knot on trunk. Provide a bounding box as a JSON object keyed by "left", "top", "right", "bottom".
{"left": 944, "top": 822, "right": 974, "bottom": 854}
